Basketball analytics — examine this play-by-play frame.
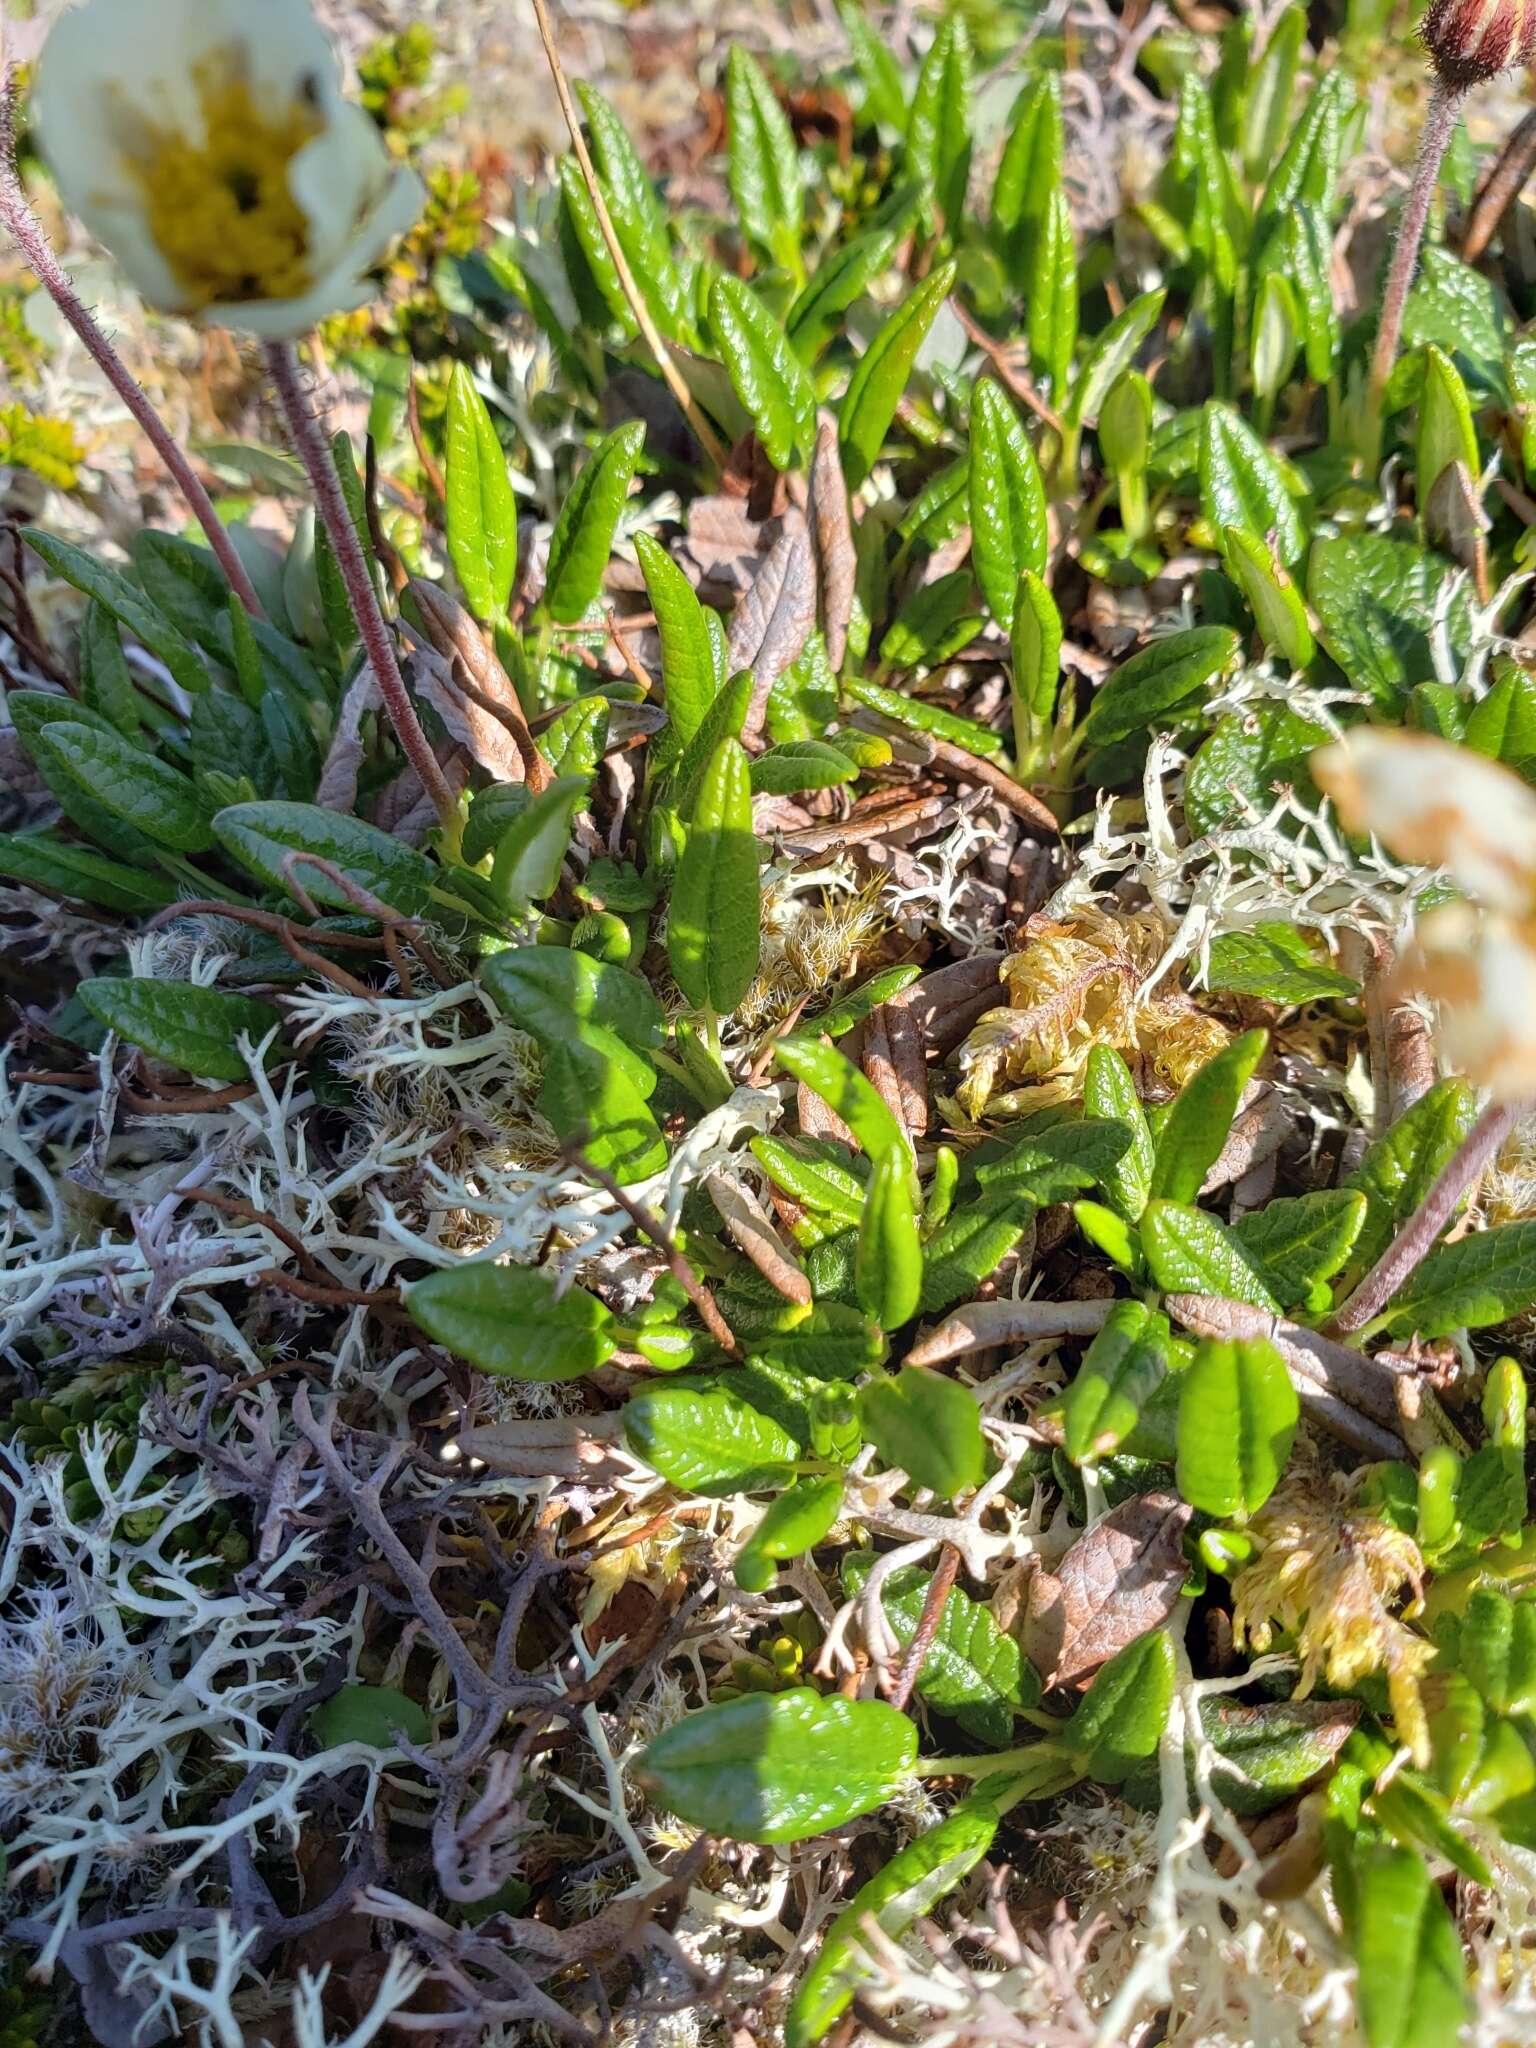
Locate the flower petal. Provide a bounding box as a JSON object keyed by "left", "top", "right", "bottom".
{"left": 1312, "top": 728, "right": 1536, "bottom": 915}
{"left": 201, "top": 166, "right": 425, "bottom": 338}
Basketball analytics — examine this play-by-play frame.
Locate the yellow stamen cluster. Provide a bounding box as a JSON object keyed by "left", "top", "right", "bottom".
{"left": 125, "top": 58, "right": 320, "bottom": 308}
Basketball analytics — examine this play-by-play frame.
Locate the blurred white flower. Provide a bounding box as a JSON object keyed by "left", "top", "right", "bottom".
{"left": 32, "top": 0, "right": 424, "bottom": 337}
{"left": 1311, "top": 727, "right": 1536, "bottom": 917}
{"left": 1312, "top": 728, "right": 1536, "bottom": 1100}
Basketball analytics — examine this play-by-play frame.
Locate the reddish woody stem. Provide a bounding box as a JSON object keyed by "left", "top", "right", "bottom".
{"left": 264, "top": 340, "right": 459, "bottom": 843}
{"left": 0, "top": 66, "right": 266, "bottom": 619}
{"left": 1329, "top": 1098, "right": 1525, "bottom": 1336}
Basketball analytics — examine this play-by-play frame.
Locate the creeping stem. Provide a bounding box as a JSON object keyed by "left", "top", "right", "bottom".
{"left": 264, "top": 340, "right": 459, "bottom": 844}
{"left": 1330, "top": 1098, "right": 1526, "bottom": 1336}
{"left": 0, "top": 67, "right": 267, "bottom": 620}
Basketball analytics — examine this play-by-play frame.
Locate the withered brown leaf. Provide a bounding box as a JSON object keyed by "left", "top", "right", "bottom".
{"left": 1024, "top": 1489, "right": 1193, "bottom": 1689}
{"left": 728, "top": 512, "right": 817, "bottom": 741}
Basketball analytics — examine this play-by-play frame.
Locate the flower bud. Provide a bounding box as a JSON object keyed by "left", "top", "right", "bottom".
{"left": 1422, "top": 0, "right": 1536, "bottom": 86}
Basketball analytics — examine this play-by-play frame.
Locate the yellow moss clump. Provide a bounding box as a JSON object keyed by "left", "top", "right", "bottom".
{"left": 955, "top": 904, "right": 1231, "bottom": 1119}
{"left": 1232, "top": 1460, "right": 1435, "bottom": 1765}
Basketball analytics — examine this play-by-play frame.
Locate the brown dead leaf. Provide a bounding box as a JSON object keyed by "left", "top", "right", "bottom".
{"left": 682, "top": 493, "right": 775, "bottom": 593}
{"left": 316, "top": 661, "right": 382, "bottom": 813}
{"left": 1024, "top": 1489, "right": 1193, "bottom": 1689}
{"left": 729, "top": 511, "right": 817, "bottom": 742}
{"left": 808, "top": 413, "right": 855, "bottom": 670}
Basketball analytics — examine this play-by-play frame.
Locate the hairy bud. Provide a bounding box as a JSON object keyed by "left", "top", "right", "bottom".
{"left": 1422, "top": 0, "right": 1536, "bottom": 84}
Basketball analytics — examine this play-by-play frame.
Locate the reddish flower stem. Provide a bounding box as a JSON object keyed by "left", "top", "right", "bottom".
{"left": 0, "top": 67, "right": 266, "bottom": 619}
{"left": 1329, "top": 1098, "right": 1525, "bottom": 1336}
{"left": 1366, "top": 80, "right": 1467, "bottom": 446}
{"left": 263, "top": 340, "right": 459, "bottom": 843}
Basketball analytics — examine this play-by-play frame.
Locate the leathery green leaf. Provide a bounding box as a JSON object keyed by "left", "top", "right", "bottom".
{"left": 734, "top": 1476, "right": 844, "bottom": 1589}
{"left": 709, "top": 273, "right": 817, "bottom": 472}
{"left": 1375, "top": 1220, "right": 1536, "bottom": 1340}
{"left": 542, "top": 419, "right": 645, "bottom": 622}
{"left": 1061, "top": 1299, "right": 1172, "bottom": 1464}
{"left": 638, "top": 1688, "right": 916, "bottom": 1844}
{"left": 1222, "top": 525, "right": 1314, "bottom": 668}
{"left": 1079, "top": 625, "right": 1240, "bottom": 750}
{"left": 726, "top": 46, "right": 804, "bottom": 279}
{"left": 1175, "top": 1337, "right": 1298, "bottom": 1519}
{"left": 1142, "top": 1202, "right": 1281, "bottom": 1313}
{"left": 919, "top": 1189, "right": 1036, "bottom": 1314}
{"left": 41, "top": 720, "right": 213, "bottom": 853}
{"left": 407, "top": 1262, "right": 616, "bottom": 1380}
{"left": 1148, "top": 1027, "right": 1268, "bottom": 1206}
{"left": 859, "top": 1366, "right": 986, "bottom": 1498}
{"left": 786, "top": 1790, "right": 1002, "bottom": 2047}
{"left": 840, "top": 261, "right": 957, "bottom": 489}
{"left": 667, "top": 737, "right": 762, "bottom": 1013}
{"left": 1345, "top": 1079, "right": 1479, "bottom": 1275}
{"left": 842, "top": 1553, "right": 1040, "bottom": 1740}
{"left": 635, "top": 531, "right": 718, "bottom": 763}
{"left": 1082, "top": 1045, "right": 1155, "bottom": 1220}
{"left": 969, "top": 378, "right": 1048, "bottom": 633}
{"left": 992, "top": 73, "right": 1063, "bottom": 273}
{"left": 1353, "top": 1844, "right": 1469, "bottom": 2048}
{"left": 78, "top": 977, "right": 282, "bottom": 1083}
{"left": 1199, "top": 402, "right": 1304, "bottom": 567}
{"left": 905, "top": 14, "right": 972, "bottom": 230}
{"left": 1064, "top": 1628, "right": 1177, "bottom": 1782}
{"left": 856, "top": 1145, "right": 924, "bottom": 1329}
{"left": 623, "top": 1372, "right": 802, "bottom": 1495}
{"left": 444, "top": 364, "right": 517, "bottom": 622}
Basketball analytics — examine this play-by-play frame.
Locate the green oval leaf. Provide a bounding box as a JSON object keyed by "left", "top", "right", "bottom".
{"left": 41, "top": 720, "right": 213, "bottom": 853}
{"left": 1142, "top": 1201, "right": 1281, "bottom": 1312}
{"left": 0, "top": 830, "right": 177, "bottom": 912}
{"left": 968, "top": 379, "right": 1048, "bottom": 634}
{"left": 78, "top": 976, "right": 282, "bottom": 1083}
{"left": 213, "top": 800, "right": 445, "bottom": 920}
{"left": 623, "top": 1373, "right": 803, "bottom": 1494}
{"left": 710, "top": 274, "right": 817, "bottom": 473}
{"left": 22, "top": 527, "right": 209, "bottom": 697}
{"left": 787, "top": 1790, "right": 1000, "bottom": 2048}
{"left": 1354, "top": 1844, "right": 1469, "bottom": 2048}
{"left": 726, "top": 46, "right": 804, "bottom": 278}
{"left": 310, "top": 1684, "right": 432, "bottom": 1752}
{"left": 1199, "top": 403, "right": 1304, "bottom": 568}
{"left": 1175, "top": 1336, "right": 1298, "bottom": 1519}
{"left": 905, "top": 15, "right": 972, "bottom": 229}
{"left": 856, "top": 1145, "right": 924, "bottom": 1330}
{"left": 1061, "top": 1299, "right": 1172, "bottom": 1464}
{"left": 1063, "top": 1627, "right": 1176, "bottom": 1782}
{"left": 1375, "top": 1221, "right": 1536, "bottom": 1340}
{"left": 859, "top": 1365, "right": 986, "bottom": 1498}
{"left": 1147, "top": 1027, "right": 1268, "bottom": 1207}
{"left": 407, "top": 1262, "right": 616, "bottom": 1380}
{"left": 1079, "top": 625, "right": 1240, "bottom": 751}
{"left": 667, "top": 736, "right": 762, "bottom": 1013}
{"left": 543, "top": 419, "right": 646, "bottom": 623}
{"left": 638, "top": 1688, "right": 916, "bottom": 1844}
{"left": 445, "top": 364, "right": 518, "bottom": 622}
{"left": 839, "top": 261, "right": 957, "bottom": 490}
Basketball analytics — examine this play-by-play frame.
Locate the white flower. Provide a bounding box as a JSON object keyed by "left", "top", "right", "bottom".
{"left": 1311, "top": 727, "right": 1536, "bottom": 916}
{"left": 33, "top": 0, "right": 424, "bottom": 338}
{"left": 1401, "top": 904, "right": 1536, "bottom": 1101}
{"left": 1311, "top": 728, "right": 1536, "bottom": 1100}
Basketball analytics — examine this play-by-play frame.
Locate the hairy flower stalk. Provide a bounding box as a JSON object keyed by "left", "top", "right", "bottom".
{"left": 1368, "top": 0, "right": 1536, "bottom": 438}
{"left": 265, "top": 340, "right": 459, "bottom": 841}
{"left": 1330, "top": 1098, "right": 1525, "bottom": 1333}
{"left": 0, "top": 66, "right": 265, "bottom": 619}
